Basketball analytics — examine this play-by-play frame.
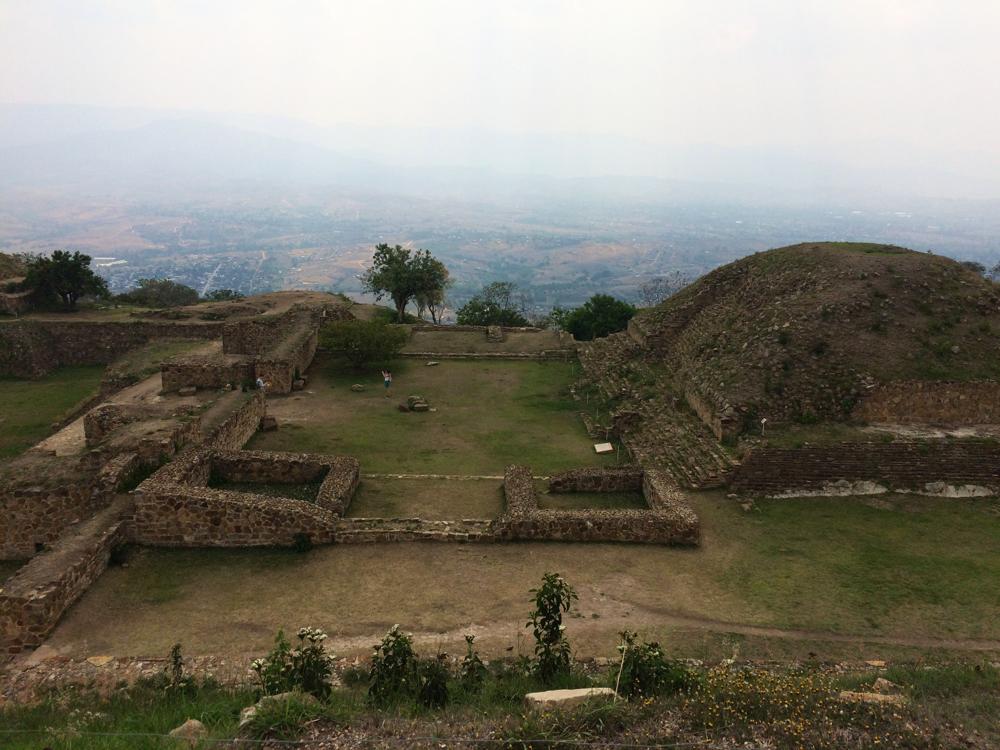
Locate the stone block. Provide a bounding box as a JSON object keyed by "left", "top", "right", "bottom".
{"left": 292, "top": 379, "right": 305, "bottom": 391}
{"left": 177, "top": 386, "right": 197, "bottom": 396}
{"left": 351, "top": 384, "right": 365, "bottom": 392}
{"left": 525, "top": 687, "right": 616, "bottom": 709}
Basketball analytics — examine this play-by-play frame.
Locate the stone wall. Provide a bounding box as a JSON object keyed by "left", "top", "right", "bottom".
{"left": 548, "top": 467, "right": 643, "bottom": 493}
{"left": 0, "top": 498, "right": 130, "bottom": 653}
{"left": 211, "top": 391, "right": 267, "bottom": 451}
{"left": 0, "top": 289, "right": 32, "bottom": 316}
{"left": 0, "top": 482, "right": 108, "bottom": 560}
{"left": 164, "top": 307, "right": 329, "bottom": 394}
{"left": 0, "top": 320, "right": 222, "bottom": 378}
{"left": 131, "top": 485, "right": 340, "bottom": 548}
{"left": 731, "top": 440, "right": 1000, "bottom": 497}
{"left": 160, "top": 355, "right": 254, "bottom": 393}
{"left": 497, "top": 465, "right": 699, "bottom": 545}
{"left": 854, "top": 380, "right": 1000, "bottom": 425}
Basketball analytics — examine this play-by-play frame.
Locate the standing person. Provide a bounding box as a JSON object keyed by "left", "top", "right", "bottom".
{"left": 382, "top": 369, "right": 392, "bottom": 398}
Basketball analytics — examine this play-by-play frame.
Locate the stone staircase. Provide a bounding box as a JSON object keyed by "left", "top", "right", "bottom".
{"left": 578, "top": 333, "right": 736, "bottom": 489}
{"left": 335, "top": 517, "right": 495, "bottom": 543}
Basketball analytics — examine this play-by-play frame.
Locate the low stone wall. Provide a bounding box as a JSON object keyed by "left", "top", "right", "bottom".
{"left": 211, "top": 391, "right": 267, "bottom": 451}
{"left": 548, "top": 467, "right": 643, "bottom": 493}
{"left": 0, "top": 498, "right": 130, "bottom": 653}
{"left": 398, "top": 351, "right": 576, "bottom": 361}
{"left": 0, "top": 482, "right": 108, "bottom": 560}
{"left": 731, "top": 440, "right": 1000, "bottom": 497}
{"left": 0, "top": 319, "right": 222, "bottom": 378}
{"left": 854, "top": 380, "right": 1000, "bottom": 425}
{"left": 498, "top": 465, "right": 699, "bottom": 545}
{"left": 131, "top": 485, "right": 339, "bottom": 548}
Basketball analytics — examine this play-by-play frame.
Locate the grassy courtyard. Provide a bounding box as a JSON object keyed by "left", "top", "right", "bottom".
{"left": 347, "top": 477, "right": 504, "bottom": 519}
{"left": 249, "top": 356, "right": 619, "bottom": 475}
{"left": 45, "top": 493, "right": 1000, "bottom": 663}
{"left": 0, "top": 365, "right": 106, "bottom": 458}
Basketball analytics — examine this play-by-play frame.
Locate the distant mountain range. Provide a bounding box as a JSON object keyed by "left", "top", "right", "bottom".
{"left": 4, "top": 103, "right": 1000, "bottom": 206}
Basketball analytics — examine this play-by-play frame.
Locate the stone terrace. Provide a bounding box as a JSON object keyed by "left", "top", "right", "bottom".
{"left": 577, "top": 333, "right": 735, "bottom": 489}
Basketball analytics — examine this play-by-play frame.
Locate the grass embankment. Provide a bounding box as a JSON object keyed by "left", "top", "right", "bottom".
{"left": 43, "top": 493, "right": 1000, "bottom": 661}
{"left": 250, "top": 357, "right": 619, "bottom": 475}
{"left": 105, "top": 339, "right": 209, "bottom": 383}
{"left": 0, "top": 365, "right": 105, "bottom": 458}
{"left": 2, "top": 660, "right": 996, "bottom": 748}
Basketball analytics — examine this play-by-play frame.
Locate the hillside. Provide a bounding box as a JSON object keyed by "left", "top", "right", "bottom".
{"left": 632, "top": 242, "right": 1000, "bottom": 427}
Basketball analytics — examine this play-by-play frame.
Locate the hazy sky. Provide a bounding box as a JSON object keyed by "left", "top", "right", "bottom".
{"left": 3, "top": 0, "right": 1000, "bottom": 156}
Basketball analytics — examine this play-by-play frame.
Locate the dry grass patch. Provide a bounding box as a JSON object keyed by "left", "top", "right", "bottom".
{"left": 348, "top": 478, "right": 504, "bottom": 519}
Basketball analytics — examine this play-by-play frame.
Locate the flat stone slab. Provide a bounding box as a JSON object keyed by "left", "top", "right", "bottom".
{"left": 594, "top": 442, "right": 614, "bottom": 454}
{"left": 838, "top": 690, "right": 907, "bottom": 706}
{"left": 525, "top": 687, "right": 617, "bottom": 708}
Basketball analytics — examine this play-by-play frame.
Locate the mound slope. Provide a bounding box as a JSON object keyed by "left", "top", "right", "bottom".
{"left": 631, "top": 242, "right": 1000, "bottom": 430}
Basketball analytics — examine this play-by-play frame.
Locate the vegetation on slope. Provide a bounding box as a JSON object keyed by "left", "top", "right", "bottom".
{"left": 638, "top": 242, "right": 1000, "bottom": 424}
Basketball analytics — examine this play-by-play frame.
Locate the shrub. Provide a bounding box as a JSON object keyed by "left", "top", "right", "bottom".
{"left": 319, "top": 319, "right": 409, "bottom": 369}
{"left": 251, "top": 627, "right": 336, "bottom": 699}
{"left": 528, "top": 572, "right": 578, "bottom": 684}
{"left": 615, "top": 630, "right": 693, "bottom": 700}
{"left": 120, "top": 278, "right": 199, "bottom": 308}
{"left": 557, "top": 294, "right": 636, "bottom": 341}
{"left": 456, "top": 281, "right": 530, "bottom": 326}
{"left": 369, "top": 625, "right": 417, "bottom": 706}
{"left": 240, "top": 692, "right": 326, "bottom": 741}
{"left": 460, "top": 634, "right": 488, "bottom": 692}
{"left": 416, "top": 655, "right": 450, "bottom": 709}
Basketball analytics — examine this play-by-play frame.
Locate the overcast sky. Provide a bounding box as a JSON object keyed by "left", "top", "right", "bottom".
{"left": 3, "top": 0, "right": 1000, "bottom": 157}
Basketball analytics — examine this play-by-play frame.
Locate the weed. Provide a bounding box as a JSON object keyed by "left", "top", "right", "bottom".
{"left": 528, "top": 572, "right": 578, "bottom": 684}
{"left": 369, "top": 625, "right": 417, "bottom": 706}
{"left": 251, "top": 627, "right": 335, "bottom": 699}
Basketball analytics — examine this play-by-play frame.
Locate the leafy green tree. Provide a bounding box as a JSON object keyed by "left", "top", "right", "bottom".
{"left": 122, "top": 278, "right": 200, "bottom": 308}
{"left": 319, "top": 319, "right": 408, "bottom": 369}
{"left": 360, "top": 244, "right": 449, "bottom": 323}
{"left": 414, "top": 258, "right": 451, "bottom": 324}
{"left": 558, "top": 294, "right": 636, "bottom": 340}
{"left": 528, "top": 572, "right": 578, "bottom": 683}
{"left": 456, "top": 281, "right": 530, "bottom": 326}
{"left": 204, "top": 288, "right": 244, "bottom": 302}
{"left": 23, "top": 250, "right": 109, "bottom": 310}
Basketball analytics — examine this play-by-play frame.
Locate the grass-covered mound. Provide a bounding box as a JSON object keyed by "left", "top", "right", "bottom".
{"left": 636, "top": 242, "right": 1000, "bottom": 425}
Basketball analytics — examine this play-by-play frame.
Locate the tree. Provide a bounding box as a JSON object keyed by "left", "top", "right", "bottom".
{"left": 638, "top": 271, "right": 691, "bottom": 307}
{"left": 558, "top": 294, "right": 636, "bottom": 341}
{"left": 319, "top": 319, "right": 409, "bottom": 369}
{"left": 414, "top": 258, "right": 451, "bottom": 324}
{"left": 204, "top": 288, "right": 244, "bottom": 302}
{"left": 360, "top": 244, "right": 449, "bottom": 323}
{"left": 456, "top": 282, "right": 530, "bottom": 326}
{"left": 122, "top": 278, "right": 200, "bottom": 308}
{"left": 23, "top": 250, "right": 109, "bottom": 310}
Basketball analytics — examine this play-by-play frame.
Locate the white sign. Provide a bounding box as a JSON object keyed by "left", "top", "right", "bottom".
{"left": 594, "top": 442, "right": 614, "bottom": 454}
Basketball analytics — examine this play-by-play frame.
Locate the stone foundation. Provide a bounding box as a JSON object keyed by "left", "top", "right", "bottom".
{"left": 0, "top": 497, "right": 131, "bottom": 653}
{"left": 497, "top": 465, "right": 699, "bottom": 545}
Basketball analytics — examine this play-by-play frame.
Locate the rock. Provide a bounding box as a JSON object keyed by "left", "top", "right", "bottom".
{"left": 259, "top": 415, "right": 278, "bottom": 431}
{"left": 411, "top": 402, "right": 430, "bottom": 412}
{"left": 486, "top": 325, "right": 505, "bottom": 342}
{"left": 292, "top": 379, "right": 306, "bottom": 391}
{"left": 397, "top": 403, "right": 410, "bottom": 412}
{"left": 351, "top": 384, "right": 365, "bottom": 392}
{"left": 838, "top": 690, "right": 906, "bottom": 706}
{"left": 525, "top": 687, "right": 617, "bottom": 709}
{"left": 177, "top": 386, "right": 197, "bottom": 396}
{"left": 865, "top": 659, "right": 886, "bottom": 668}
{"left": 86, "top": 655, "right": 114, "bottom": 667}
{"left": 25, "top": 645, "right": 59, "bottom": 665}
{"left": 426, "top": 361, "right": 440, "bottom": 366}
{"left": 872, "top": 677, "right": 898, "bottom": 693}
{"left": 239, "top": 691, "right": 319, "bottom": 729}
{"left": 168, "top": 718, "right": 208, "bottom": 745}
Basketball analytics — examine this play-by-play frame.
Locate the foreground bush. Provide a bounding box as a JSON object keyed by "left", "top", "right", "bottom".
{"left": 251, "top": 627, "right": 336, "bottom": 699}
{"left": 615, "top": 630, "right": 694, "bottom": 699}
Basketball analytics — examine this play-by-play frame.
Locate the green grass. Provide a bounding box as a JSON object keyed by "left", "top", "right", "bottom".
{"left": 0, "top": 365, "right": 106, "bottom": 458}
{"left": 249, "top": 357, "right": 619, "bottom": 475}
{"left": 538, "top": 490, "right": 647, "bottom": 510}
{"left": 715, "top": 494, "right": 1000, "bottom": 636}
